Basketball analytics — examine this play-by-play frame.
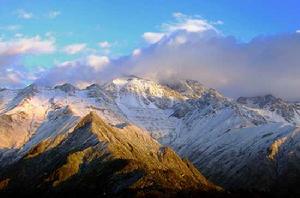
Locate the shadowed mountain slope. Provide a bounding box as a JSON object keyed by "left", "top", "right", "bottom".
{"left": 0, "top": 112, "right": 221, "bottom": 197}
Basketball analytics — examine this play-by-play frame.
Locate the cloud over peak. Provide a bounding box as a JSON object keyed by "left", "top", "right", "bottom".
{"left": 165, "top": 12, "right": 217, "bottom": 33}
{"left": 86, "top": 55, "right": 110, "bottom": 70}
{"left": 2, "top": 13, "right": 300, "bottom": 101}
{"left": 142, "top": 12, "right": 218, "bottom": 44}
{"left": 36, "top": 55, "right": 110, "bottom": 87}
{"left": 131, "top": 31, "right": 300, "bottom": 100}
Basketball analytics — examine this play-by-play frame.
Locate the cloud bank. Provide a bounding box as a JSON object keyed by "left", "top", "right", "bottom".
{"left": 2, "top": 13, "right": 300, "bottom": 100}
{"left": 129, "top": 32, "right": 300, "bottom": 100}
{"left": 36, "top": 55, "right": 110, "bottom": 88}
{"left": 0, "top": 36, "right": 55, "bottom": 87}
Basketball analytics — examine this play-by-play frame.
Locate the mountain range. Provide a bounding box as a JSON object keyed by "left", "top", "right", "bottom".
{"left": 1, "top": 76, "right": 300, "bottom": 196}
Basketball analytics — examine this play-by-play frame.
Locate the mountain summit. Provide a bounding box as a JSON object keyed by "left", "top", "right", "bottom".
{"left": 1, "top": 77, "right": 300, "bottom": 196}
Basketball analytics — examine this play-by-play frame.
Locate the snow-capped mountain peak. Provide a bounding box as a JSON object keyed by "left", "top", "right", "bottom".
{"left": 103, "top": 76, "right": 185, "bottom": 109}
{"left": 237, "top": 94, "right": 300, "bottom": 125}
{"left": 237, "top": 94, "right": 281, "bottom": 108}
{"left": 162, "top": 79, "right": 221, "bottom": 99}
{"left": 85, "top": 83, "right": 101, "bottom": 90}
{"left": 54, "top": 83, "right": 78, "bottom": 93}
{"left": 105, "top": 76, "right": 184, "bottom": 98}
{"left": 1, "top": 76, "right": 300, "bottom": 194}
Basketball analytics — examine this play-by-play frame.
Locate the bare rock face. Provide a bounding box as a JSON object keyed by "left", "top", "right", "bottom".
{"left": 0, "top": 112, "right": 221, "bottom": 196}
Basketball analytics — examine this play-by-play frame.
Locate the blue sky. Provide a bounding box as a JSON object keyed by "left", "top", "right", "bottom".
{"left": 0, "top": 0, "right": 299, "bottom": 68}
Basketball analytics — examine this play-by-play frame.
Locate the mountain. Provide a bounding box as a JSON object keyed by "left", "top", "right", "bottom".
{"left": 162, "top": 79, "right": 217, "bottom": 99}
{"left": 100, "top": 77, "right": 300, "bottom": 193}
{"left": 101, "top": 76, "right": 186, "bottom": 143}
{"left": 237, "top": 94, "right": 300, "bottom": 125}
{"left": 1, "top": 76, "right": 300, "bottom": 196}
{"left": 0, "top": 112, "right": 220, "bottom": 196}
{"left": 168, "top": 93, "right": 300, "bottom": 192}
{"left": 54, "top": 83, "right": 79, "bottom": 94}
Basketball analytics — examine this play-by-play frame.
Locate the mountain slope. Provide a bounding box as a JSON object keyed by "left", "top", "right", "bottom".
{"left": 237, "top": 94, "right": 300, "bottom": 125}
{"left": 102, "top": 76, "right": 185, "bottom": 143}
{"left": 0, "top": 112, "right": 220, "bottom": 196}
{"left": 166, "top": 92, "right": 300, "bottom": 192}
{"left": 100, "top": 77, "right": 300, "bottom": 192}
{"left": 1, "top": 77, "right": 300, "bottom": 194}
{"left": 162, "top": 79, "right": 219, "bottom": 99}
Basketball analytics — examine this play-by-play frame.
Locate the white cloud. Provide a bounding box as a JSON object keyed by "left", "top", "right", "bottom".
{"left": 132, "top": 48, "right": 141, "bottom": 56}
{"left": 15, "top": 9, "right": 33, "bottom": 19}
{"left": 98, "top": 41, "right": 111, "bottom": 48}
{"left": 5, "top": 13, "right": 300, "bottom": 100}
{"left": 48, "top": 10, "right": 61, "bottom": 19}
{"left": 213, "top": 20, "right": 224, "bottom": 25}
{"left": 35, "top": 55, "right": 111, "bottom": 87}
{"left": 0, "top": 36, "right": 55, "bottom": 88}
{"left": 172, "top": 12, "right": 186, "bottom": 19}
{"left": 0, "top": 70, "right": 24, "bottom": 87}
{"left": 36, "top": 30, "right": 300, "bottom": 100}
{"left": 86, "top": 55, "right": 110, "bottom": 70}
{"left": 296, "top": 30, "right": 300, "bottom": 34}
{"left": 142, "top": 12, "right": 216, "bottom": 44}
{"left": 0, "top": 35, "right": 56, "bottom": 88}
{"left": 63, "top": 43, "right": 86, "bottom": 54}
{"left": 0, "top": 62, "right": 42, "bottom": 88}
{"left": 0, "top": 36, "right": 55, "bottom": 56}
{"left": 120, "top": 31, "right": 300, "bottom": 100}
{"left": 163, "top": 13, "right": 216, "bottom": 33}
{"left": 142, "top": 32, "right": 165, "bottom": 44}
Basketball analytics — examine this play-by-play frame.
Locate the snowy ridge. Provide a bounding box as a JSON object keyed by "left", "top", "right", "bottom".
{"left": 238, "top": 94, "right": 300, "bottom": 125}
{"left": 0, "top": 83, "right": 126, "bottom": 156}
{"left": 0, "top": 111, "right": 220, "bottom": 195}
{"left": 170, "top": 99, "right": 298, "bottom": 190}
{"left": 162, "top": 79, "right": 220, "bottom": 99}
{"left": 0, "top": 76, "right": 300, "bottom": 192}
{"left": 101, "top": 77, "right": 300, "bottom": 190}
